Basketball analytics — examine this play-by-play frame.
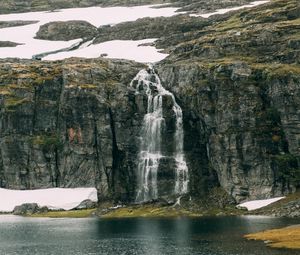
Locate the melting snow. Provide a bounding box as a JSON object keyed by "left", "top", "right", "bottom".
{"left": 43, "top": 39, "right": 168, "bottom": 63}
{"left": 237, "top": 197, "right": 285, "bottom": 211}
{"left": 191, "top": 1, "right": 270, "bottom": 18}
{"left": 0, "top": 5, "right": 178, "bottom": 61}
{"left": 0, "top": 1, "right": 270, "bottom": 62}
{"left": 0, "top": 187, "right": 98, "bottom": 213}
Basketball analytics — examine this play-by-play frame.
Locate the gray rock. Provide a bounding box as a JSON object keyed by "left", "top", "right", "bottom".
{"left": 35, "top": 21, "right": 98, "bottom": 41}
{"left": 13, "top": 203, "right": 39, "bottom": 215}
{"left": 75, "top": 199, "right": 97, "bottom": 209}
{"left": 0, "top": 41, "right": 20, "bottom": 47}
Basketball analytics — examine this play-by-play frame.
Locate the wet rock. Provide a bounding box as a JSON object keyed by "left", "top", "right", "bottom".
{"left": 0, "top": 20, "right": 38, "bottom": 29}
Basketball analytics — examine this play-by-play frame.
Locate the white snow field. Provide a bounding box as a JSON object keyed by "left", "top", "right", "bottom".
{"left": 0, "top": 4, "right": 178, "bottom": 61}
{"left": 0, "top": 1, "right": 271, "bottom": 62}
{"left": 43, "top": 39, "right": 168, "bottom": 62}
{"left": 0, "top": 187, "right": 98, "bottom": 212}
{"left": 191, "top": 1, "right": 270, "bottom": 18}
{"left": 237, "top": 197, "right": 285, "bottom": 211}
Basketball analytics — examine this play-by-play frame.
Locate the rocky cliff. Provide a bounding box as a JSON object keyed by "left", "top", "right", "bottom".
{"left": 0, "top": 58, "right": 145, "bottom": 202}
{"left": 0, "top": 0, "right": 299, "bottom": 204}
{"left": 158, "top": 0, "right": 300, "bottom": 201}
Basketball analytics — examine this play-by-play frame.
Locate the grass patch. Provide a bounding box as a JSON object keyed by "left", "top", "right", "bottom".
{"left": 245, "top": 225, "right": 300, "bottom": 249}
{"left": 100, "top": 204, "right": 202, "bottom": 219}
{"left": 29, "top": 209, "right": 96, "bottom": 218}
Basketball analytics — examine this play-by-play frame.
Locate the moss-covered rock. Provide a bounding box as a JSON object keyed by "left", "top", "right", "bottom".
{"left": 35, "top": 21, "right": 98, "bottom": 41}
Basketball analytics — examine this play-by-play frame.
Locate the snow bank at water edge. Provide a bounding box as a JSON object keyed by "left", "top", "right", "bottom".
{"left": 237, "top": 197, "right": 285, "bottom": 211}
{"left": 191, "top": 1, "right": 270, "bottom": 18}
{"left": 0, "top": 188, "right": 98, "bottom": 213}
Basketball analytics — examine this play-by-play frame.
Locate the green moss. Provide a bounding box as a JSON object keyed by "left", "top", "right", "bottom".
{"left": 214, "top": 15, "right": 243, "bottom": 31}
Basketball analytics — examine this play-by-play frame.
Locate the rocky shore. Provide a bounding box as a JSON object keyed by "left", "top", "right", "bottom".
{"left": 245, "top": 225, "right": 300, "bottom": 249}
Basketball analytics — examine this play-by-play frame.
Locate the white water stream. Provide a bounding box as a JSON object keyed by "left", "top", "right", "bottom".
{"left": 131, "top": 65, "right": 189, "bottom": 202}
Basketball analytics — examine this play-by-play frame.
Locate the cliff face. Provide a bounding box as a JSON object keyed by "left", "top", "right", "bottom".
{"left": 0, "top": 59, "right": 145, "bottom": 201}
{"left": 159, "top": 62, "right": 300, "bottom": 201}
{"left": 0, "top": 0, "right": 299, "bottom": 203}
{"left": 158, "top": 0, "right": 300, "bottom": 201}
{"left": 0, "top": 59, "right": 217, "bottom": 202}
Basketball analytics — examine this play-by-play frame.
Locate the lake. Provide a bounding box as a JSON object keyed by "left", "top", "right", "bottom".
{"left": 0, "top": 215, "right": 299, "bottom": 255}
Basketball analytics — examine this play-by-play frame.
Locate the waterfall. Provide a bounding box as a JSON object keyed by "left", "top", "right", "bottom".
{"left": 131, "top": 65, "right": 189, "bottom": 202}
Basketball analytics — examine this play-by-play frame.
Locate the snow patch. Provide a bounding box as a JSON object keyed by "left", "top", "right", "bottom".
{"left": 0, "top": 5, "right": 178, "bottom": 60}
{"left": 0, "top": 188, "right": 98, "bottom": 213}
{"left": 43, "top": 39, "right": 168, "bottom": 63}
{"left": 191, "top": 1, "right": 270, "bottom": 18}
{"left": 237, "top": 197, "right": 285, "bottom": 211}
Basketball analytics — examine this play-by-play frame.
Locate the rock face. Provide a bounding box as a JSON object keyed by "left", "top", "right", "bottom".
{"left": 0, "top": 21, "right": 38, "bottom": 29}
{"left": 158, "top": 62, "right": 300, "bottom": 202}
{"left": 35, "top": 21, "right": 98, "bottom": 41}
{"left": 0, "top": 58, "right": 144, "bottom": 202}
{"left": 0, "top": 58, "right": 218, "bottom": 202}
{"left": 157, "top": 0, "right": 300, "bottom": 201}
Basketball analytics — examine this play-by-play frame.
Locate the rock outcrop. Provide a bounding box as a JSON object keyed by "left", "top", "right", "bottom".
{"left": 0, "top": 58, "right": 144, "bottom": 202}
{"left": 13, "top": 203, "right": 39, "bottom": 215}
{"left": 158, "top": 0, "right": 300, "bottom": 201}
{"left": 35, "top": 21, "right": 98, "bottom": 41}
{"left": 0, "top": 41, "right": 20, "bottom": 47}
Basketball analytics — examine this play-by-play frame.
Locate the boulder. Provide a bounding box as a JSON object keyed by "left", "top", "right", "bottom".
{"left": 75, "top": 199, "right": 97, "bottom": 210}
{"left": 13, "top": 203, "right": 39, "bottom": 215}
{"left": 35, "top": 21, "right": 98, "bottom": 41}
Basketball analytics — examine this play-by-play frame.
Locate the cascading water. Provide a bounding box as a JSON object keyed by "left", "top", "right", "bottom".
{"left": 130, "top": 65, "right": 189, "bottom": 202}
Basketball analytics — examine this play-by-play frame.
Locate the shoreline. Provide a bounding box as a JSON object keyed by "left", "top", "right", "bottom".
{"left": 245, "top": 225, "right": 300, "bottom": 250}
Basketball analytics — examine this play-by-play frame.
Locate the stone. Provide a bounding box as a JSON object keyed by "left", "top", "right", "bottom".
{"left": 35, "top": 21, "right": 98, "bottom": 41}
{"left": 13, "top": 203, "right": 39, "bottom": 215}
{"left": 0, "top": 0, "right": 299, "bottom": 208}
{"left": 75, "top": 199, "right": 97, "bottom": 209}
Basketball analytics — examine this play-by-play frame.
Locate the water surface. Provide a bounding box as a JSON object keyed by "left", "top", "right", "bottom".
{"left": 0, "top": 215, "right": 299, "bottom": 255}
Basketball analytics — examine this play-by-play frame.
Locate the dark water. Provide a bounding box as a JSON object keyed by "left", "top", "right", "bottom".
{"left": 0, "top": 215, "right": 299, "bottom": 255}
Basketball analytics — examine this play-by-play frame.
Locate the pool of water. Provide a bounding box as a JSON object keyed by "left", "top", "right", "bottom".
{"left": 0, "top": 215, "right": 299, "bottom": 255}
